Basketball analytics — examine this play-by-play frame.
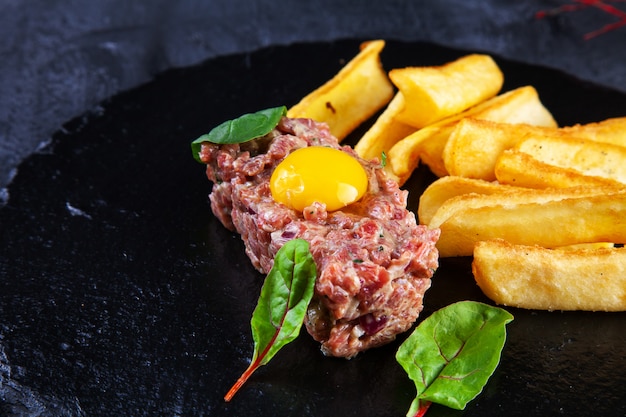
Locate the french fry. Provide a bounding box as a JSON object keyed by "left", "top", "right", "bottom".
{"left": 473, "top": 239, "right": 626, "bottom": 311}
{"left": 513, "top": 135, "right": 626, "bottom": 183}
{"left": 287, "top": 40, "right": 394, "bottom": 141}
{"left": 387, "top": 86, "right": 557, "bottom": 183}
{"left": 443, "top": 118, "right": 553, "bottom": 181}
{"left": 428, "top": 186, "right": 626, "bottom": 257}
{"left": 444, "top": 117, "right": 626, "bottom": 181}
{"left": 389, "top": 54, "right": 504, "bottom": 128}
{"left": 427, "top": 184, "right": 618, "bottom": 229}
{"left": 560, "top": 116, "right": 626, "bottom": 147}
{"left": 354, "top": 92, "right": 416, "bottom": 163}
{"left": 495, "top": 149, "right": 624, "bottom": 189}
{"left": 443, "top": 118, "right": 518, "bottom": 181}
{"left": 417, "top": 176, "right": 522, "bottom": 225}
{"left": 555, "top": 242, "right": 616, "bottom": 251}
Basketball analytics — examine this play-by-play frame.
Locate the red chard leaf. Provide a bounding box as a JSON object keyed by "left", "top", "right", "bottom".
{"left": 224, "top": 238, "right": 316, "bottom": 401}
{"left": 396, "top": 301, "right": 513, "bottom": 417}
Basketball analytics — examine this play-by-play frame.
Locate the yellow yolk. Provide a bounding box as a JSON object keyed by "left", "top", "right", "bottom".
{"left": 270, "top": 146, "right": 368, "bottom": 212}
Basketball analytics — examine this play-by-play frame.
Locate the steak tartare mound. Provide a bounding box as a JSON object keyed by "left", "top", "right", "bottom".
{"left": 198, "top": 116, "right": 440, "bottom": 358}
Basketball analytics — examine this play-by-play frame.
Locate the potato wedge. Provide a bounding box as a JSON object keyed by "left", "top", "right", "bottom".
{"left": 428, "top": 184, "right": 618, "bottom": 229}
{"left": 560, "top": 116, "right": 626, "bottom": 147}
{"left": 387, "top": 86, "right": 557, "bottom": 183}
{"left": 495, "top": 149, "right": 625, "bottom": 189}
{"left": 514, "top": 135, "right": 626, "bottom": 183}
{"left": 354, "top": 92, "right": 416, "bottom": 162}
{"left": 417, "top": 176, "right": 522, "bottom": 225}
{"left": 444, "top": 117, "right": 626, "bottom": 182}
{"left": 443, "top": 118, "right": 553, "bottom": 181}
{"left": 473, "top": 239, "right": 626, "bottom": 311}
{"left": 555, "top": 242, "right": 616, "bottom": 251}
{"left": 443, "top": 118, "right": 507, "bottom": 181}
{"left": 389, "top": 54, "right": 504, "bottom": 128}
{"left": 287, "top": 40, "right": 394, "bottom": 141}
{"left": 429, "top": 186, "right": 626, "bottom": 257}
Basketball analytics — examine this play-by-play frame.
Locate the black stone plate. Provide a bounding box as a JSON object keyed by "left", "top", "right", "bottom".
{"left": 2, "top": 39, "right": 626, "bottom": 417}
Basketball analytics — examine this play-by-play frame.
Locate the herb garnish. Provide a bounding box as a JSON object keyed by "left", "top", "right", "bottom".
{"left": 224, "top": 238, "right": 316, "bottom": 401}
{"left": 191, "top": 106, "right": 286, "bottom": 162}
{"left": 396, "top": 301, "right": 513, "bottom": 417}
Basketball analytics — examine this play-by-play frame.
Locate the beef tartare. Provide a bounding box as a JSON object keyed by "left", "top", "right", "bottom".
{"left": 197, "top": 116, "right": 440, "bottom": 358}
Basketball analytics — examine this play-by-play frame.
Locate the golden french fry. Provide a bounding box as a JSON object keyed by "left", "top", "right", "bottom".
{"left": 417, "top": 176, "right": 522, "bottom": 225}
{"left": 428, "top": 186, "right": 626, "bottom": 257}
{"left": 353, "top": 92, "right": 416, "bottom": 162}
{"left": 387, "top": 86, "right": 557, "bottom": 183}
{"left": 386, "top": 123, "right": 451, "bottom": 182}
{"left": 560, "top": 116, "right": 626, "bottom": 147}
{"left": 428, "top": 184, "right": 616, "bottom": 229}
{"left": 389, "top": 54, "right": 504, "bottom": 128}
{"left": 495, "top": 149, "right": 624, "bottom": 189}
{"left": 287, "top": 40, "right": 394, "bottom": 141}
{"left": 444, "top": 117, "right": 626, "bottom": 182}
{"left": 443, "top": 118, "right": 550, "bottom": 181}
{"left": 443, "top": 118, "right": 515, "bottom": 181}
{"left": 555, "top": 242, "right": 616, "bottom": 251}
{"left": 473, "top": 239, "right": 626, "bottom": 311}
{"left": 514, "top": 135, "right": 626, "bottom": 183}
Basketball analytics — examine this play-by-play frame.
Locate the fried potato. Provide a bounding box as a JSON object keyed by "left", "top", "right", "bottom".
{"left": 443, "top": 118, "right": 551, "bottom": 181}
{"left": 427, "top": 184, "right": 617, "bottom": 229}
{"left": 473, "top": 239, "right": 626, "bottom": 311}
{"left": 555, "top": 242, "right": 616, "bottom": 251}
{"left": 389, "top": 54, "right": 504, "bottom": 128}
{"left": 387, "top": 86, "right": 557, "bottom": 183}
{"left": 443, "top": 118, "right": 516, "bottom": 181}
{"left": 417, "top": 176, "right": 522, "bottom": 225}
{"left": 495, "top": 149, "right": 625, "bottom": 189}
{"left": 513, "top": 135, "right": 626, "bottom": 183}
{"left": 560, "top": 116, "right": 626, "bottom": 147}
{"left": 287, "top": 40, "right": 394, "bottom": 141}
{"left": 353, "top": 92, "right": 416, "bottom": 162}
{"left": 428, "top": 186, "right": 626, "bottom": 257}
{"left": 444, "top": 117, "right": 626, "bottom": 182}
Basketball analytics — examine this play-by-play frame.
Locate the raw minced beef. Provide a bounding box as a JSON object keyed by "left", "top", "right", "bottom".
{"left": 199, "top": 116, "right": 439, "bottom": 358}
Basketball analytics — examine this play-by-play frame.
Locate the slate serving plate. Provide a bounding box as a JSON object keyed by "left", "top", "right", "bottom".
{"left": 2, "top": 39, "right": 626, "bottom": 417}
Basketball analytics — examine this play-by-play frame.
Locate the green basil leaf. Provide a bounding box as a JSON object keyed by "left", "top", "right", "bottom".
{"left": 224, "top": 238, "right": 317, "bottom": 401}
{"left": 396, "top": 301, "right": 513, "bottom": 416}
{"left": 191, "top": 106, "right": 287, "bottom": 162}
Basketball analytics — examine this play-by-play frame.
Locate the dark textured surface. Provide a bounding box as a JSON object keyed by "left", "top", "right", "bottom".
{"left": 1, "top": 1, "right": 626, "bottom": 190}
{"left": 2, "top": 39, "right": 626, "bottom": 417}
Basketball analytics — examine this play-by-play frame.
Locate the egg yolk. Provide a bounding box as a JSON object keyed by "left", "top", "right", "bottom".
{"left": 270, "top": 146, "right": 368, "bottom": 212}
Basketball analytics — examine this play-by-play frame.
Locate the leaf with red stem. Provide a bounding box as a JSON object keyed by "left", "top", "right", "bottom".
{"left": 224, "top": 238, "right": 316, "bottom": 401}
{"left": 412, "top": 400, "right": 432, "bottom": 417}
{"left": 396, "top": 301, "right": 513, "bottom": 417}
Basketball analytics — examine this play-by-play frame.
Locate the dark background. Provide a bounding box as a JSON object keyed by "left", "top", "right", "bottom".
{"left": 1, "top": 0, "right": 626, "bottom": 192}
